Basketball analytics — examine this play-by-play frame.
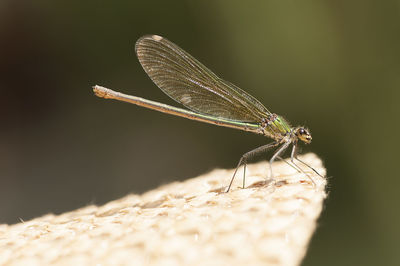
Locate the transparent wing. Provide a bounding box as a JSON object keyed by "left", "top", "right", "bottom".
{"left": 135, "top": 35, "right": 271, "bottom": 122}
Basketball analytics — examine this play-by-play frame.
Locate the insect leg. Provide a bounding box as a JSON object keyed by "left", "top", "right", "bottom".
{"left": 226, "top": 141, "right": 278, "bottom": 192}
{"left": 277, "top": 155, "right": 302, "bottom": 173}
{"left": 290, "top": 144, "right": 320, "bottom": 186}
{"left": 269, "top": 141, "right": 291, "bottom": 179}
{"left": 294, "top": 156, "right": 324, "bottom": 177}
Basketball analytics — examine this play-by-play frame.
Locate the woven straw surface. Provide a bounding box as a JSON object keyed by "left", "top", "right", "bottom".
{"left": 0, "top": 153, "right": 326, "bottom": 266}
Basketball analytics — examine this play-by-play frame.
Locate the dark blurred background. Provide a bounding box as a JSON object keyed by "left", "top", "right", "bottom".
{"left": 1, "top": 0, "right": 399, "bottom": 265}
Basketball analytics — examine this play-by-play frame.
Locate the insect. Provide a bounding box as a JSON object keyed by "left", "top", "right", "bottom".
{"left": 93, "top": 35, "right": 322, "bottom": 192}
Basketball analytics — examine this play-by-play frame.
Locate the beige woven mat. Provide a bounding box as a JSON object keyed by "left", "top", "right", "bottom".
{"left": 0, "top": 153, "right": 326, "bottom": 266}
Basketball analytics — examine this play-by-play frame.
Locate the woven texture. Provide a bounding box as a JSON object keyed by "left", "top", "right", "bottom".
{"left": 0, "top": 153, "right": 326, "bottom": 266}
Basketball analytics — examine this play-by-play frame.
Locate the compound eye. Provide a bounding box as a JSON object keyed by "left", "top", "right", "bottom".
{"left": 299, "top": 128, "right": 305, "bottom": 135}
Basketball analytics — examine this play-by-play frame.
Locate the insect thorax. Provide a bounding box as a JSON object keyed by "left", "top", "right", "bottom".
{"left": 260, "top": 114, "right": 292, "bottom": 140}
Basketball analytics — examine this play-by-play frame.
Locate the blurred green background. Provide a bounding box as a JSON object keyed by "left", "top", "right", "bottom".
{"left": 1, "top": 0, "right": 399, "bottom": 265}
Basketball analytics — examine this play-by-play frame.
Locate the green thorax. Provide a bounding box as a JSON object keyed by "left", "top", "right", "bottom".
{"left": 263, "top": 114, "right": 292, "bottom": 139}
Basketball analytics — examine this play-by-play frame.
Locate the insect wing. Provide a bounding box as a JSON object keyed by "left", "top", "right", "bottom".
{"left": 135, "top": 35, "right": 271, "bottom": 122}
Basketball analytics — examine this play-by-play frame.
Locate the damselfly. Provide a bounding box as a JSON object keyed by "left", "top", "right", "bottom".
{"left": 93, "top": 35, "right": 322, "bottom": 192}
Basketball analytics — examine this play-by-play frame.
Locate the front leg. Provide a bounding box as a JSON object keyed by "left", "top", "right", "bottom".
{"left": 290, "top": 144, "right": 319, "bottom": 186}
